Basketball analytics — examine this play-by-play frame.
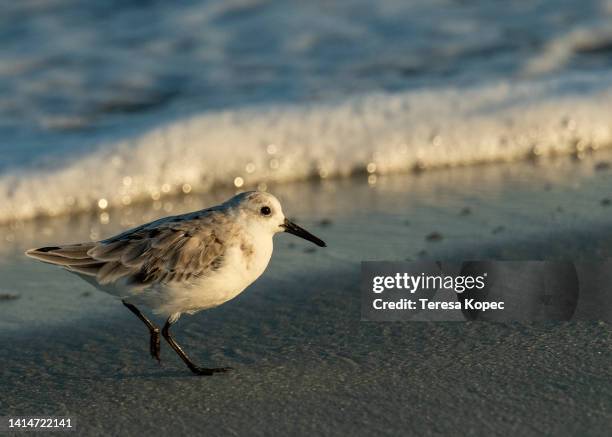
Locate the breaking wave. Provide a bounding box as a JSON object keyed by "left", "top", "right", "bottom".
{"left": 1, "top": 73, "right": 612, "bottom": 223}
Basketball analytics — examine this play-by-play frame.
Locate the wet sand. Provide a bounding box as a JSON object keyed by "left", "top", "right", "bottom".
{"left": 1, "top": 154, "right": 612, "bottom": 435}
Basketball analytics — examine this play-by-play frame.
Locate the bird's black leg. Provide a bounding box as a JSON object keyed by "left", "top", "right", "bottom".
{"left": 122, "top": 300, "right": 161, "bottom": 362}
{"left": 161, "top": 317, "right": 232, "bottom": 376}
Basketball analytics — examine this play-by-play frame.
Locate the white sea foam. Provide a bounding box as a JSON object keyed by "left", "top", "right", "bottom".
{"left": 1, "top": 74, "right": 612, "bottom": 223}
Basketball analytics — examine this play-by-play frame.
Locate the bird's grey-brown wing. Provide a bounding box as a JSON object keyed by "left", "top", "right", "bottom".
{"left": 25, "top": 212, "right": 227, "bottom": 290}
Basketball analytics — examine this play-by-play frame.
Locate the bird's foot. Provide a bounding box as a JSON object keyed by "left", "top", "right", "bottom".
{"left": 189, "top": 366, "right": 233, "bottom": 376}
{"left": 150, "top": 330, "right": 161, "bottom": 362}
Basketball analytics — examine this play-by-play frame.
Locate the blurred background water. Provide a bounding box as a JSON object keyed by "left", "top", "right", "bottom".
{"left": 1, "top": 0, "right": 612, "bottom": 222}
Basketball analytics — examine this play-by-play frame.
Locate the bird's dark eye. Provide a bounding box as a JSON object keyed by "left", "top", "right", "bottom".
{"left": 260, "top": 206, "right": 271, "bottom": 216}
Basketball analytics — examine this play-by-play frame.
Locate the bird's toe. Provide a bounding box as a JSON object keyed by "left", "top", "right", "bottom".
{"left": 189, "top": 366, "right": 232, "bottom": 376}
{"left": 212, "top": 366, "right": 233, "bottom": 373}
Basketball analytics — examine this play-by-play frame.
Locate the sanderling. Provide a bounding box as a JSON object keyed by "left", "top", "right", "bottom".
{"left": 26, "top": 191, "right": 326, "bottom": 375}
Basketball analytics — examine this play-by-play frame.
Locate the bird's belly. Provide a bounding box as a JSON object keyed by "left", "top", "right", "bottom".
{"left": 145, "top": 243, "right": 272, "bottom": 316}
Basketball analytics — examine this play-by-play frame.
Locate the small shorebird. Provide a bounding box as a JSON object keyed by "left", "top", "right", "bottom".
{"left": 26, "top": 191, "right": 326, "bottom": 375}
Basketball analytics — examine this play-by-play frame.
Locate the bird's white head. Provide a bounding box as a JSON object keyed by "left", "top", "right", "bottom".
{"left": 227, "top": 191, "right": 326, "bottom": 247}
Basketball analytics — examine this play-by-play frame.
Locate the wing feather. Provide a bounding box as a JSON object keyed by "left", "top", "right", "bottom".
{"left": 25, "top": 210, "right": 228, "bottom": 289}
{"left": 65, "top": 263, "right": 106, "bottom": 276}
{"left": 88, "top": 240, "right": 130, "bottom": 261}
{"left": 119, "top": 240, "right": 150, "bottom": 266}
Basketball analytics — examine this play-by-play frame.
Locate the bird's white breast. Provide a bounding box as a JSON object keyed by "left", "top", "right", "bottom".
{"left": 219, "top": 228, "right": 274, "bottom": 298}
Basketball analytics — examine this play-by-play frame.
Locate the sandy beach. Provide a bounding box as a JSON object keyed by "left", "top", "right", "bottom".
{"left": 2, "top": 153, "right": 612, "bottom": 435}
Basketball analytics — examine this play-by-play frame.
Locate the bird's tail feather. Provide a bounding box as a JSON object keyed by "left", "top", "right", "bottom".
{"left": 25, "top": 244, "right": 101, "bottom": 276}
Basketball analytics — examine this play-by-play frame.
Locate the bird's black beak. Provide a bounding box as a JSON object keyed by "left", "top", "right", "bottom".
{"left": 281, "top": 218, "right": 326, "bottom": 247}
